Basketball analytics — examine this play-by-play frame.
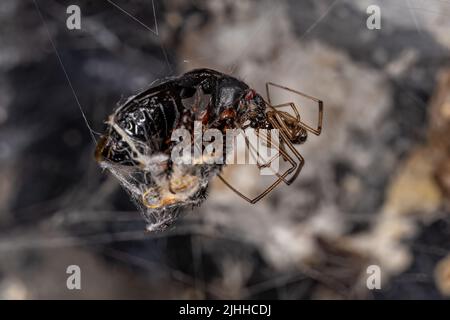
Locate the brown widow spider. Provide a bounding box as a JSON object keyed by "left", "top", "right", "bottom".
{"left": 217, "top": 80, "right": 323, "bottom": 203}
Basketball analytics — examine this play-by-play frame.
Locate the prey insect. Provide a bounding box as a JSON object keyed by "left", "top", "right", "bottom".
{"left": 95, "top": 68, "right": 323, "bottom": 230}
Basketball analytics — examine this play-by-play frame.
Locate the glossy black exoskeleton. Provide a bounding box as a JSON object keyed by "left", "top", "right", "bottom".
{"left": 95, "top": 68, "right": 269, "bottom": 165}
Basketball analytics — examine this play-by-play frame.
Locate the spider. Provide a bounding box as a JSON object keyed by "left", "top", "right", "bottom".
{"left": 95, "top": 68, "right": 323, "bottom": 229}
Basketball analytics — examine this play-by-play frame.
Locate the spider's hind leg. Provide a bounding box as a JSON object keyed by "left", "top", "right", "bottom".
{"left": 218, "top": 125, "right": 300, "bottom": 204}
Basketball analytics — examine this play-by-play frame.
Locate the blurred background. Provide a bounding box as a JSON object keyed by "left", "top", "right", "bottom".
{"left": 1, "top": 0, "right": 450, "bottom": 299}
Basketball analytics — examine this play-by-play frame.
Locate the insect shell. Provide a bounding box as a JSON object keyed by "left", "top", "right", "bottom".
{"left": 95, "top": 68, "right": 287, "bottom": 231}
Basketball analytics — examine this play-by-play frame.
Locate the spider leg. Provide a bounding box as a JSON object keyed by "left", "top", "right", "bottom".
{"left": 265, "top": 103, "right": 298, "bottom": 160}
{"left": 266, "top": 82, "right": 323, "bottom": 136}
{"left": 217, "top": 124, "right": 300, "bottom": 204}
{"left": 267, "top": 112, "right": 305, "bottom": 185}
{"left": 252, "top": 129, "right": 290, "bottom": 178}
{"left": 270, "top": 106, "right": 300, "bottom": 141}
